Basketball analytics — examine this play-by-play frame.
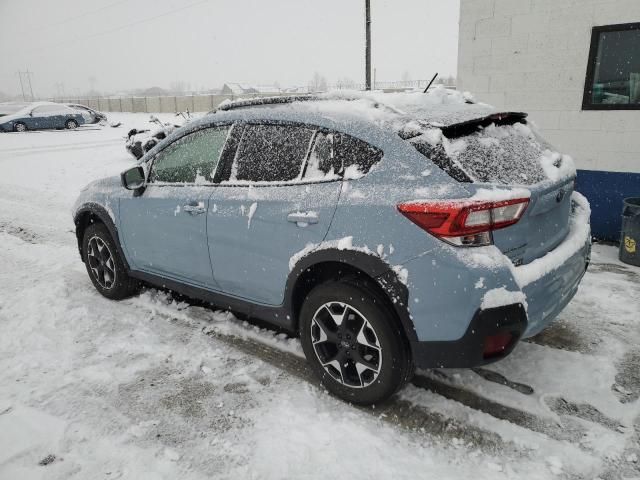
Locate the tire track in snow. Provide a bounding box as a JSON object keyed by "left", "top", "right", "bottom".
{"left": 3, "top": 217, "right": 629, "bottom": 477}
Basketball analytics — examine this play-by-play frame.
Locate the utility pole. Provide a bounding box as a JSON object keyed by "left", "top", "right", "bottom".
{"left": 16, "top": 72, "right": 26, "bottom": 101}
{"left": 17, "top": 70, "right": 35, "bottom": 100}
{"left": 365, "top": 0, "right": 371, "bottom": 91}
{"left": 24, "top": 70, "right": 35, "bottom": 100}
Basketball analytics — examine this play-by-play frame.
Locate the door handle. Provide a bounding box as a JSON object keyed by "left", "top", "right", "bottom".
{"left": 183, "top": 202, "right": 206, "bottom": 215}
{"left": 287, "top": 211, "right": 319, "bottom": 225}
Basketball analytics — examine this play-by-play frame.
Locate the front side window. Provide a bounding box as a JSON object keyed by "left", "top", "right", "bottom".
{"left": 150, "top": 126, "right": 230, "bottom": 183}
{"left": 583, "top": 22, "right": 640, "bottom": 110}
{"left": 232, "top": 124, "right": 314, "bottom": 182}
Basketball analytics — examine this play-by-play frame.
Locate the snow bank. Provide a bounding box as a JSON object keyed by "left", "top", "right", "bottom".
{"left": 512, "top": 192, "right": 591, "bottom": 287}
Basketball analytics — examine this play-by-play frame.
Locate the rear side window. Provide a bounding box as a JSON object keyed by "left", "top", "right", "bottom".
{"left": 151, "top": 126, "right": 230, "bottom": 183}
{"left": 233, "top": 124, "right": 314, "bottom": 182}
{"left": 303, "top": 131, "right": 383, "bottom": 179}
{"left": 335, "top": 134, "right": 383, "bottom": 175}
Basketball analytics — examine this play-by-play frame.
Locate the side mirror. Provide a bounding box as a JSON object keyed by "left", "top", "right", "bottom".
{"left": 29, "top": 111, "right": 34, "bottom": 117}
{"left": 121, "top": 165, "right": 146, "bottom": 190}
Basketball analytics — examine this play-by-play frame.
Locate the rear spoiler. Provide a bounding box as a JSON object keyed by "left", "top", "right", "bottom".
{"left": 440, "top": 112, "right": 528, "bottom": 139}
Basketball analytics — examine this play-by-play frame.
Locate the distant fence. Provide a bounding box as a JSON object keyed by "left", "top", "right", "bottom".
{"left": 50, "top": 93, "right": 292, "bottom": 114}
{"left": 49, "top": 79, "right": 455, "bottom": 114}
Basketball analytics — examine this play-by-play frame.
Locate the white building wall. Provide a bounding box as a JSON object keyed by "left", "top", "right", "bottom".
{"left": 458, "top": 0, "right": 640, "bottom": 173}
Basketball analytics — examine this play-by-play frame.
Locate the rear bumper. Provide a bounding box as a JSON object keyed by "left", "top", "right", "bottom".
{"left": 397, "top": 192, "right": 591, "bottom": 368}
{"left": 411, "top": 303, "right": 527, "bottom": 369}
{"left": 520, "top": 232, "right": 590, "bottom": 337}
{"left": 513, "top": 193, "right": 591, "bottom": 337}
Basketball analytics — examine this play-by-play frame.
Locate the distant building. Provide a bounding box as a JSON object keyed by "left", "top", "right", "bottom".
{"left": 221, "top": 83, "right": 283, "bottom": 95}
{"left": 140, "top": 86, "right": 169, "bottom": 97}
{"left": 457, "top": 0, "right": 640, "bottom": 240}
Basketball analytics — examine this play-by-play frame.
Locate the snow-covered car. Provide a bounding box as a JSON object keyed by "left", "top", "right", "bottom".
{"left": 66, "top": 103, "right": 107, "bottom": 124}
{"left": 0, "top": 102, "right": 86, "bottom": 132}
{"left": 125, "top": 114, "right": 192, "bottom": 160}
{"left": 73, "top": 89, "right": 591, "bottom": 405}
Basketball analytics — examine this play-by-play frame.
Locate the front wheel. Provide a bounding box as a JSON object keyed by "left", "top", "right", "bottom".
{"left": 65, "top": 119, "right": 78, "bottom": 129}
{"left": 82, "top": 223, "right": 139, "bottom": 300}
{"left": 14, "top": 122, "right": 27, "bottom": 132}
{"left": 299, "top": 280, "right": 412, "bottom": 405}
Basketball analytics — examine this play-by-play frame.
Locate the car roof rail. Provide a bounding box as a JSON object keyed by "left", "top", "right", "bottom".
{"left": 213, "top": 94, "right": 320, "bottom": 113}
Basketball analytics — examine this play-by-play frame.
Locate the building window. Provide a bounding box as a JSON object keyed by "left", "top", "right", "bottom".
{"left": 583, "top": 22, "right": 640, "bottom": 110}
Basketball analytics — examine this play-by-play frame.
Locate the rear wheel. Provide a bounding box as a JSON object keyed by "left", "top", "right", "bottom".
{"left": 299, "top": 280, "right": 412, "bottom": 405}
{"left": 65, "top": 119, "right": 78, "bottom": 129}
{"left": 13, "top": 122, "right": 26, "bottom": 132}
{"left": 82, "top": 223, "right": 139, "bottom": 300}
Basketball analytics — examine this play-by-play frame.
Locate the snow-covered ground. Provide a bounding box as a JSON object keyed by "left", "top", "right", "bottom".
{"left": 1, "top": 114, "right": 639, "bottom": 479}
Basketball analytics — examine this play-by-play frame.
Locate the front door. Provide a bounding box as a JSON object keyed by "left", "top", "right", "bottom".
{"left": 207, "top": 123, "right": 342, "bottom": 305}
{"left": 119, "top": 125, "right": 231, "bottom": 288}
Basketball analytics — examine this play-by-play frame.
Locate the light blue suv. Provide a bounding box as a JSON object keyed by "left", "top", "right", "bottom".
{"left": 73, "top": 92, "right": 591, "bottom": 404}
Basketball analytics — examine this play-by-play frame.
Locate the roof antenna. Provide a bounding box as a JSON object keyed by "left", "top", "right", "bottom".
{"left": 423, "top": 72, "right": 438, "bottom": 94}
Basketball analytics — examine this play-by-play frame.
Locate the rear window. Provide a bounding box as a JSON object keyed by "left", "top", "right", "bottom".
{"left": 410, "top": 122, "right": 548, "bottom": 185}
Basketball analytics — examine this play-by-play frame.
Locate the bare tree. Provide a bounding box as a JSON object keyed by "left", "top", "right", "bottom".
{"left": 308, "top": 72, "right": 328, "bottom": 92}
{"left": 169, "top": 81, "right": 186, "bottom": 94}
{"left": 335, "top": 77, "right": 356, "bottom": 90}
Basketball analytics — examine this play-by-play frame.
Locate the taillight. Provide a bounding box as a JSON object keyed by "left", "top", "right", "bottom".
{"left": 483, "top": 332, "right": 514, "bottom": 358}
{"left": 397, "top": 198, "right": 529, "bottom": 247}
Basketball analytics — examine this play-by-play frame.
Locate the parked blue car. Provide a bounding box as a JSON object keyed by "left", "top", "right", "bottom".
{"left": 0, "top": 102, "right": 85, "bottom": 132}
{"left": 73, "top": 92, "right": 591, "bottom": 404}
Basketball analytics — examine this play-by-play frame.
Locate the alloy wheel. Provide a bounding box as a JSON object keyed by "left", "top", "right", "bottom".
{"left": 310, "top": 301, "right": 382, "bottom": 388}
{"left": 87, "top": 236, "right": 116, "bottom": 289}
{"left": 15, "top": 123, "right": 26, "bottom": 132}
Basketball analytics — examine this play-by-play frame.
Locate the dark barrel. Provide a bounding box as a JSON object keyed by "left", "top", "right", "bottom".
{"left": 620, "top": 197, "right": 640, "bottom": 267}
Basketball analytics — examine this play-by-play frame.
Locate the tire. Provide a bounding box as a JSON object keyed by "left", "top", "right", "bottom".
{"left": 65, "top": 119, "right": 78, "bottom": 129}
{"left": 299, "top": 280, "right": 412, "bottom": 405}
{"left": 82, "top": 223, "right": 139, "bottom": 300}
{"left": 13, "top": 122, "right": 26, "bottom": 132}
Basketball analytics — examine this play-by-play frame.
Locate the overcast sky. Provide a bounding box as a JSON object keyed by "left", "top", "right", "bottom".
{"left": 0, "top": 0, "right": 460, "bottom": 98}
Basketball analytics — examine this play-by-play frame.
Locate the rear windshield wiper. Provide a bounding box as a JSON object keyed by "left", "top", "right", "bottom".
{"left": 440, "top": 112, "right": 528, "bottom": 139}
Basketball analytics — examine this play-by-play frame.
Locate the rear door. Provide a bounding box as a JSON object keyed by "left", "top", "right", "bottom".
{"left": 207, "top": 123, "right": 342, "bottom": 305}
{"left": 118, "top": 126, "right": 231, "bottom": 288}
{"left": 490, "top": 177, "right": 574, "bottom": 265}
{"left": 411, "top": 119, "right": 575, "bottom": 266}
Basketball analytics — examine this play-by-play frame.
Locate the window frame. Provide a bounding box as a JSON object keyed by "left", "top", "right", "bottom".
{"left": 582, "top": 22, "right": 640, "bottom": 111}
{"left": 146, "top": 123, "right": 234, "bottom": 186}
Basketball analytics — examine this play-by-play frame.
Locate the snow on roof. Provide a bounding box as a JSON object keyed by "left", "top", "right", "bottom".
{"left": 217, "top": 86, "right": 501, "bottom": 131}
{"left": 313, "top": 87, "right": 500, "bottom": 128}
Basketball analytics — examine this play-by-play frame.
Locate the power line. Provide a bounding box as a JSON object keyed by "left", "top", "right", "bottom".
{"left": 47, "top": 0, "right": 130, "bottom": 28}
{"left": 26, "top": 0, "right": 210, "bottom": 54}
